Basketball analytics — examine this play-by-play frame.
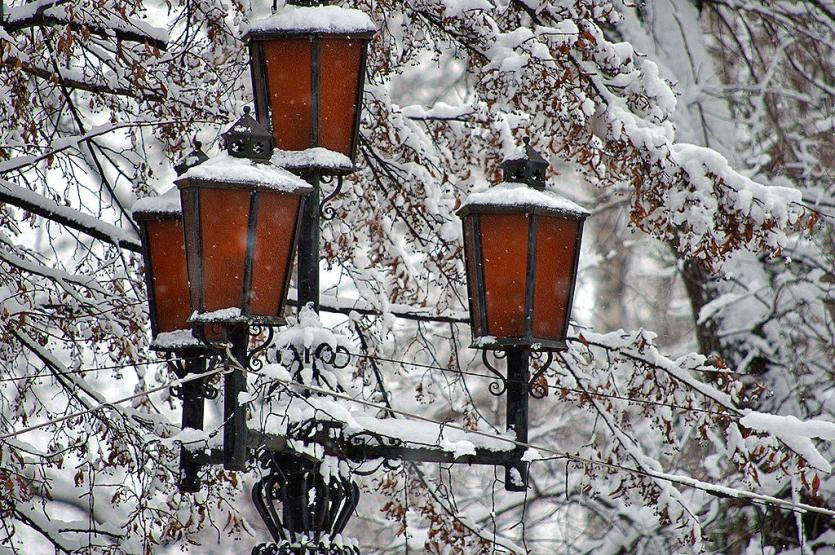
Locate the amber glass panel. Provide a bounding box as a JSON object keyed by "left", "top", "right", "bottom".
{"left": 199, "top": 188, "right": 251, "bottom": 311}
{"left": 319, "top": 38, "right": 363, "bottom": 156}
{"left": 532, "top": 216, "right": 580, "bottom": 340}
{"left": 249, "top": 192, "right": 300, "bottom": 316}
{"left": 480, "top": 213, "right": 530, "bottom": 338}
{"left": 262, "top": 38, "right": 313, "bottom": 151}
{"left": 462, "top": 216, "right": 484, "bottom": 338}
{"left": 146, "top": 218, "right": 190, "bottom": 333}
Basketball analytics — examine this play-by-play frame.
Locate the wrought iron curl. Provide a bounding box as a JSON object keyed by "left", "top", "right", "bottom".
{"left": 481, "top": 349, "right": 507, "bottom": 396}
{"left": 346, "top": 429, "right": 404, "bottom": 449}
{"left": 318, "top": 175, "right": 344, "bottom": 221}
{"left": 247, "top": 325, "right": 275, "bottom": 372}
{"left": 528, "top": 351, "right": 554, "bottom": 399}
{"left": 313, "top": 343, "right": 351, "bottom": 369}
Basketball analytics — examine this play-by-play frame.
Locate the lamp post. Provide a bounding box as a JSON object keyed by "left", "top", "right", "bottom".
{"left": 457, "top": 137, "right": 588, "bottom": 489}
{"left": 135, "top": 1, "right": 591, "bottom": 551}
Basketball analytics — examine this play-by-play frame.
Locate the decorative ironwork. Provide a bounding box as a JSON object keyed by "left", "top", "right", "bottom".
{"left": 247, "top": 325, "right": 276, "bottom": 371}
{"left": 528, "top": 351, "right": 554, "bottom": 399}
{"left": 251, "top": 452, "right": 360, "bottom": 555}
{"left": 318, "top": 175, "right": 343, "bottom": 221}
{"left": 481, "top": 349, "right": 508, "bottom": 396}
{"left": 270, "top": 342, "right": 353, "bottom": 393}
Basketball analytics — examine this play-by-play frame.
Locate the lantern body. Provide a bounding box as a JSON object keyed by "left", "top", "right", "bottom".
{"left": 458, "top": 183, "right": 588, "bottom": 351}
{"left": 133, "top": 189, "right": 205, "bottom": 351}
{"left": 245, "top": 5, "right": 375, "bottom": 165}
{"left": 176, "top": 152, "right": 312, "bottom": 325}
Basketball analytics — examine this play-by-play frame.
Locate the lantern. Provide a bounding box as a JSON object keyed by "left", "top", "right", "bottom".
{"left": 134, "top": 142, "right": 210, "bottom": 352}
{"left": 458, "top": 139, "right": 588, "bottom": 351}
{"left": 244, "top": 2, "right": 376, "bottom": 164}
{"left": 175, "top": 111, "right": 312, "bottom": 327}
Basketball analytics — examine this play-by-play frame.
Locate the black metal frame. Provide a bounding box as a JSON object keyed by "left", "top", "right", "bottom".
{"left": 457, "top": 205, "right": 587, "bottom": 351}
{"left": 175, "top": 177, "right": 309, "bottom": 327}
{"left": 168, "top": 353, "right": 218, "bottom": 491}
{"left": 247, "top": 31, "right": 373, "bottom": 166}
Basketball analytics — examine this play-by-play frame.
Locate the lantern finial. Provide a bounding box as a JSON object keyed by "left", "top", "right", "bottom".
{"left": 222, "top": 106, "right": 274, "bottom": 161}
{"left": 174, "top": 136, "right": 210, "bottom": 177}
{"left": 502, "top": 135, "right": 548, "bottom": 190}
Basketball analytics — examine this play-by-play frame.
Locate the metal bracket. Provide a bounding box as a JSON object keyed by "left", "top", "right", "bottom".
{"left": 528, "top": 351, "right": 554, "bottom": 399}
{"left": 318, "top": 174, "right": 344, "bottom": 221}
{"left": 481, "top": 349, "right": 508, "bottom": 396}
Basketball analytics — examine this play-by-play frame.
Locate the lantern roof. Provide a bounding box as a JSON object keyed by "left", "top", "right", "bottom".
{"left": 271, "top": 147, "right": 353, "bottom": 174}
{"left": 174, "top": 140, "right": 210, "bottom": 177}
{"left": 243, "top": 5, "right": 376, "bottom": 38}
{"left": 132, "top": 187, "right": 182, "bottom": 220}
{"left": 176, "top": 150, "right": 313, "bottom": 194}
{"left": 457, "top": 182, "right": 589, "bottom": 219}
{"left": 221, "top": 106, "right": 273, "bottom": 161}
{"left": 502, "top": 137, "right": 549, "bottom": 189}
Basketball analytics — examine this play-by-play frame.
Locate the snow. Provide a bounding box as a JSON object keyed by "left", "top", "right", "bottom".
{"left": 400, "top": 102, "right": 475, "bottom": 120}
{"left": 131, "top": 187, "right": 181, "bottom": 218}
{"left": 271, "top": 147, "right": 353, "bottom": 172}
{"left": 243, "top": 5, "right": 376, "bottom": 36}
{"left": 740, "top": 412, "right": 835, "bottom": 473}
{"left": 150, "top": 329, "right": 200, "bottom": 350}
{"left": 177, "top": 150, "right": 313, "bottom": 194}
{"left": 172, "top": 427, "right": 209, "bottom": 446}
{"left": 189, "top": 307, "right": 243, "bottom": 323}
{"left": 460, "top": 182, "right": 589, "bottom": 217}
{"left": 0, "top": 177, "right": 141, "bottom": 250}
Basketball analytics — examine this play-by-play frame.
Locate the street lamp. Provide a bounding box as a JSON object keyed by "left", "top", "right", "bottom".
{"left": 244, "top": 2, "right": 376, "bottom": 162}
{"left": 457, "top": 137, "right": 588, "bottom": 490}
{"left": 175, "top": 108, "right": 312, "bottom": 327}
{"left": 135, "top": 1, "right": 593, "bottom": 550}
{"left": 458, "top": 137, "right": 588, "bottom": 351}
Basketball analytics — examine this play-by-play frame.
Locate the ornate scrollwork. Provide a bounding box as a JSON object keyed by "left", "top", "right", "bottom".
{"left": 481, "top": 349, "right": 508, "bottom": 396}
{"left": 247, "top": 325, "right": 275, "bottom": 372}
{"left": 349, "top": 456, "right": 402, "bottom": 477}
{"left": 313, "top": 343, "right": 350, "bottom": 369}
{"left": 318, "top": 175, "right": 343, "bottom": 221}
{"left": 346, "top": 429, "right": 404, "bottom": 449}
{"left": 268, "top": 342, "right": 353, "bottom": 394}
{"left": 528, "top": 351, "right": 554, "bottom": 399}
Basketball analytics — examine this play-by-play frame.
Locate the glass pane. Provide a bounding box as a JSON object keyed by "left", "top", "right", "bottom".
{"left": 146, "top": 218, "right": 190, "bottom": 333}
{"left": 200, "top": 188, "right": 250, "bottom": 311}
{"left": 480, "top": 213, "right": 530, "bottom": 338}
{"left": 249, "top": 192, "right": 300, "bottom": 316}
{"left": 319, "top": 38, "right": 363, "bottom": 156}
{"left": 262, "top": 38, "right": 313, "bottom": 151}
{"left": 462, "top": 215, "right": 484, "bottom": 338}
{"left": 533, "top": 216, "right": 580, "bottom": 340}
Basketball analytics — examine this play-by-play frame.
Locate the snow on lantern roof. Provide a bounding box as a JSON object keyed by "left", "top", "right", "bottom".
{"left": 271, "top": 147, "right": 353, "bottom": 173}
{"left": 458, "top": 182, "right": 589, "bottom": 218}
{"left": 176, "top": 150, "right": 313, "bottom": 194}
{"left": 243, "top": 5, "right": 376, "bottom": 38}
{"left": 132, "top": 187, "right": 181, "bottom": 219}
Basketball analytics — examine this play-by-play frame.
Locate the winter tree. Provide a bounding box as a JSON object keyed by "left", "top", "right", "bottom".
{"left": 0, "top": 0, "right": 832, "bottom": 554}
